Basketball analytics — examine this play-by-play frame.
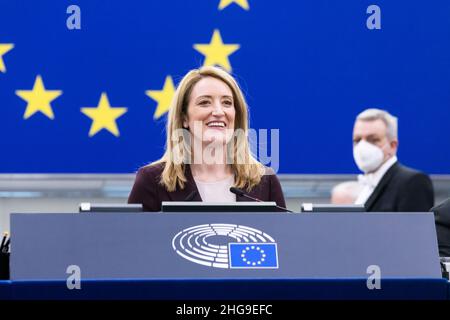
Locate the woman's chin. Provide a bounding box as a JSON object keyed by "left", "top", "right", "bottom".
{"left": 203, "top": 136, "right": 227, "bottom": 146}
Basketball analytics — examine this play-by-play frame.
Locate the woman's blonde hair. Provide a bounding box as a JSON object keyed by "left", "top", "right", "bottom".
{"left": 151, "top": 66, "right": 265, "bottom": 192}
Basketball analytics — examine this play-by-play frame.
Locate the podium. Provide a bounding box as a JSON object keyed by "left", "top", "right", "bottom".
{"left": 3, "top": 212, "right": 448, "bottom": 300}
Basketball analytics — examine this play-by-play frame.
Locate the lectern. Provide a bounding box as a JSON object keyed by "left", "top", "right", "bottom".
{"left": 4, "top": 212, "right": 447, "bottom": 299}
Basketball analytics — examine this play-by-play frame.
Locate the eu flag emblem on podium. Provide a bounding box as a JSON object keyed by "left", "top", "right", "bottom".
{"left": 228, "top": 243, "right": 278, "bottom": 269}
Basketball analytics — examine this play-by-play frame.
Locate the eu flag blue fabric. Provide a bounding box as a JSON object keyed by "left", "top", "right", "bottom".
{"left": 228, "top": 243, "right": 278, "bottom": 269}
{"left": 1, "top": 1, "right": 450, "bottom": 174}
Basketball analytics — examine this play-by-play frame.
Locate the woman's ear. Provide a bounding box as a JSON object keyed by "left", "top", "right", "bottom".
{"left": 182, "top": 117, "right": 189, "bottom": 129}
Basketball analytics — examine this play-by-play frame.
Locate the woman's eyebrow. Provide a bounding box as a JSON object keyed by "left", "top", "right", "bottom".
{"left": 195, "top": 95, "right": 233, "bottom": 100}
{"left": 195, "top": 95, "right": 212, "bottom": 101}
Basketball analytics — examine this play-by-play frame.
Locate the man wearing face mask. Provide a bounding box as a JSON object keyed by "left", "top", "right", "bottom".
{"left": 353, "top": 108, "right": 434, "bottom": 212}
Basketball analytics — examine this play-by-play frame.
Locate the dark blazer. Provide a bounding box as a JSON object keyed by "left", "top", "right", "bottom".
{"left": 365, "top": 162, "right": 434, "bottom": 212}
{"left": 128, "top": 163, "right": 287, "bottom": 212}
{"left": 432, "top": 198, "right": 450, "bottom": 257}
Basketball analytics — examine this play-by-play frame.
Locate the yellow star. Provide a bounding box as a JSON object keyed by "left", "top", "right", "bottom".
{"left": 193, "top": 29, "right": 240, "bottom": 72}
{"left": 15, "top": 75, "right": 63, "bottom": 120}
{"left": 145, "top": 76, "right": 175, "bottom": 119}
{"left": 0, "top": 43, "right": 14, "bottom": 73}
{"left": 218, "top": 0, "right": 249, "bottom": 10}
{"left": 81, "top": 93, "right": 127, "bottom": 137}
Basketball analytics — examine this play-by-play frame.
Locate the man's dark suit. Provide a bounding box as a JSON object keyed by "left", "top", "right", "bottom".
{"left": 432, "top": 198, "right": 450, "bottom": 257}
{"left": 365, "top": 162, "right": 434, "bottom": 212}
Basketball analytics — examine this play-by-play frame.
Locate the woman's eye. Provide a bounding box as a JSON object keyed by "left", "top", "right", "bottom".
{"left": 198, "top": 100, "right": 210, "bottom": 106}
{"left": 223, "top": 100, "right": 233, "bottom": 106}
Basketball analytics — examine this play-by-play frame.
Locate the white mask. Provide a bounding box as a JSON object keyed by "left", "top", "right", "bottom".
{"left": 353, "top": 140, "right": 384, "bottom": 173}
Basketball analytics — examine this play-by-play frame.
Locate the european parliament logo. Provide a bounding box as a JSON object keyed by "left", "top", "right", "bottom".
{"left": 172, "top": 224, "right": 279, "bottom": 269}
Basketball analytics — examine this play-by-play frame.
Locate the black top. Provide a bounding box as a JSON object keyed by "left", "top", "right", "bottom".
{"left": 128, "top": 163, "right": 287, "bottom": 212}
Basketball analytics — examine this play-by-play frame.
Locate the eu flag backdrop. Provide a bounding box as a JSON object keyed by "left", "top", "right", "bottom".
{"left": 0, "top": 0, "right": 449, "bottom": 174}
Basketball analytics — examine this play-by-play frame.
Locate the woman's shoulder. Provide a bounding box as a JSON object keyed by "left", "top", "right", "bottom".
{"left": 260, "top": 166, "right": 278, "bottom": 180}
{"left": 252, "top": 166, "right": 281, "bottom": 190}
{"left": 137, "top": 162, "right": 166, "bottom": 179}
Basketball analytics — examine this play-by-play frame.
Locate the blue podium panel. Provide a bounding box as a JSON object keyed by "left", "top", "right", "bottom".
{"left": 0, "top": 279, "right": 446, "bottom": 300}
{"left": 10, "top": 212, "right": 441, "bottom": 281}
{"left": 0, "top": 281, "right": 12, "bottom": 300}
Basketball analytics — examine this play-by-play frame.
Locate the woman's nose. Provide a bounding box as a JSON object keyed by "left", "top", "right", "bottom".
{"left": 212, "top": 101, "right": 225, "bottom": 115}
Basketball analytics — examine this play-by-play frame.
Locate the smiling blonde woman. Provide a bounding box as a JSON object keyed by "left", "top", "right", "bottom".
{"left": 128, "top": 66, "right": 286, "bottom": 211}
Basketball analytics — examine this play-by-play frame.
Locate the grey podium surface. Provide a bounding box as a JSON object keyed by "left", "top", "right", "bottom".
{"left": 10, "top": 212, "right": 441, "bottom": 280}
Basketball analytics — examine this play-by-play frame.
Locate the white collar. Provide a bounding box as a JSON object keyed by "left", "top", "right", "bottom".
{"left": 367, "top": 156, "right": 398, "bottom": 186}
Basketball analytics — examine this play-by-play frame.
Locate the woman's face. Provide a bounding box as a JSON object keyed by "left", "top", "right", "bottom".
{"left": 184, "top": 76, "right": 236, "bottom": 146}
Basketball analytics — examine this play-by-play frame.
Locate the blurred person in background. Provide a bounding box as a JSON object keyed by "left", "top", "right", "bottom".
{"left": 352, "top": 108, "right": 434, "bottom": 212}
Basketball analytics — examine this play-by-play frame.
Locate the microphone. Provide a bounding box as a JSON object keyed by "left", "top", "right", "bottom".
{"left": 229, "top": 187, "right": 251, "bottom": 198}
{"left": 185, "top": 190, "right": 198, "bottom": 201}
{"left": 229, "top": 187, "right": 293, "bottom": 213}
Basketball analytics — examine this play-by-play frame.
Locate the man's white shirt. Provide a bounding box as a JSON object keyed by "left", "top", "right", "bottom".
{"left": 355, "top": 156, "right": 398, "bottom": 205}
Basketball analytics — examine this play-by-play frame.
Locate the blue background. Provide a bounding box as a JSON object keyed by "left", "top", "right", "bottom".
{"left": 0, "top": 0, "right": 449, "bottom": 174}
